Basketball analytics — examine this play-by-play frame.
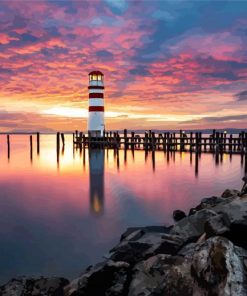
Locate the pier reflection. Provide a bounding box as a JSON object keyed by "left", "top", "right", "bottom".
{"left": 89, "top": 149, "right": 105, "bottom": 215}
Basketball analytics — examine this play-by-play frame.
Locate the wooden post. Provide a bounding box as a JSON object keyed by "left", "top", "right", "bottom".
{"left": 56, "top": 132, "right": 60, "bottom": 152}
{"left": 124, "top": 129, "right": 128, "bottom": 150}
{"left": 7, "top": 134, "right": 10, "bottom": 159}
{"left": 124, "top": 144, "right": 127, "bottom": 165}
{"left": 37, "top": 132, "right": 40, "bottom": 155}
{"left": 167, "top": 132, "right": 170, "bottom": 151}
{"left": 88, "top": 131, "right": 91, "bottom": 149}
{"left": 144, "top": 132, "right": 148, "bottom": 150}
{"left": 215, "top": 132, "right": 219, "bottom": 153}
{"left": 56, "top": 132, "right": 60, "bottom": 166}
{"left": 163, "top": 133, "right": 166, "bottom": 151}
{"left": 151, "top": 132, "right": 155, "bottom": 151}
{"left": 61, "top": 133, "right": 65, "bottom": 147}
{"left": 229, "top": 134, "right": 233, "bottom": 153}
{"left": 30, "top": 135, "right": 33, "bottom": 162}
{"left": 152, "top": 150, "right": 155, "bottom": 171}
{"left": 131, "top": 131, "right": 135, "bottom": 149}
{"left": 195, "top": 151, "right": 199, "bottom": 177}
{"left": 190, "top": 132, "right": 193, "bottom": 152}
{"left": 195, "top": 132, "right": 199, "bottom": 153}
{"left": 241, "top": 131, "right": 245, "bottom": 153}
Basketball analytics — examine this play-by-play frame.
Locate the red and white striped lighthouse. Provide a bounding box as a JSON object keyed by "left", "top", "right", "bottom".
{"left": 88, "top": 71, "right": 105, "bottom": 137}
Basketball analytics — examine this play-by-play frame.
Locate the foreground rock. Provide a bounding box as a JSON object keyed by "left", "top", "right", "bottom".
{"left": 2, "top": 182, "right": 247, "bottom": 296}
{"left": 0, "top": 277, "right": 69, "bottom": 296}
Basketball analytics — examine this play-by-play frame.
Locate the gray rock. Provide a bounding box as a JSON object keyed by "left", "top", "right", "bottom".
{"left": 120, "top": 226, "right": 171, "bottom": 242}
{"left": 128, "top": 254, "right": 193, "bottom": 296}
{"left": 110, "top": 228, "right": 186, "bottom": 264}
{"left": 109, "top": 241, "right": 152, "bottom": 264}
{"left": 188, "top": 207, "right": 197, "bottom": 216}
{"left": 64, "top": 260, "right": 130, "bottom": 296}
{"left": 173, "top": 209, "right": 186, "bottom": 221}
{"left": 128, "top": 236, "right": 247, "bottom": 296}
{"left": 195, "top": 196, "right": 227, "bottom": 211}
{"left": 204, "top": 213, "right": 231, "bottom": 237}
{"left": 213, "top": 195, "right": 247, "bottom": 248}
{"left": 191, "top": 236, "right": 247, "bottom": 296}
{"left": 221, "top": 188, "right": 240, "bottom": 198}
{"left": 0, "top": 276, "right": 69, "bottom": 296}
{"left": 170, "top": 209, "right": 217, "bottom": 243}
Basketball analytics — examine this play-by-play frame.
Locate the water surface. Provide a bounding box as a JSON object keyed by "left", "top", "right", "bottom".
{"left": 0, "top": 134, "right": 245, "bottom": 284}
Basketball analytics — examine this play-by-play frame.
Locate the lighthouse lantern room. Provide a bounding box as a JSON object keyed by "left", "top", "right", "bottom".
{"left": 88, "top": 71, "right": 105, "bottom": 137}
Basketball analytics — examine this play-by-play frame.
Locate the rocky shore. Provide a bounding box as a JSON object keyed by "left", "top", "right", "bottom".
{"left": 1, "top": 177, "right": 247, "bottom": 296}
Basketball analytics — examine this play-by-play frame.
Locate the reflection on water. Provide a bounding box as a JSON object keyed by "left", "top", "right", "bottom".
{"left": 89, "top": 149, "right": 104, "bottom": 215}
{"left": 0, "top": 134, "right": 246, "bottom": 284}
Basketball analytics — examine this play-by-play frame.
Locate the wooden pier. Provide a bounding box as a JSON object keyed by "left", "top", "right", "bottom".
{"left": 73, "top": 129, "right": 247, "bottom": 154}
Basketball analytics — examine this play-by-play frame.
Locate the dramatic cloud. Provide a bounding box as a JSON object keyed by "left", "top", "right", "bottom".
{"left": 0, "top": 0, "right": 247, "bottom": 131}
{"left": 235, "top": 90, "right": 247, "bottom": 101}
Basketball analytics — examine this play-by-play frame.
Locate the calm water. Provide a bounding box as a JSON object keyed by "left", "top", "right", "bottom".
{"left": 0, "top": 134, "right": 246, "bottom": 284}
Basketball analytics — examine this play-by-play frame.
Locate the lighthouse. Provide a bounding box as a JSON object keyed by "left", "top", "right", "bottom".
{"left": 88, "top": 71, "right": 105, "bottom": 137}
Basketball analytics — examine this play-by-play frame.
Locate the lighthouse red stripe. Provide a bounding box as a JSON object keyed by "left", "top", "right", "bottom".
{"left": 89, "top": 106, "right": 104, "bottom": 112}
{"left": 89, "top": 93, "right": 104, "bottom": 98}
{"left": 88, "top": 86, "right": 104, "bottom": 89}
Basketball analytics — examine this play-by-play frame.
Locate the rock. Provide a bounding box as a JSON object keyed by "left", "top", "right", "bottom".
{"left": 64, "top": 260, "right": 130, "bottom": 296}
{"left": 213, "top": 196, "right": 247, "bottom": 248}
{"left": 0, "top": 276, "right": 69, "bottom": 296}
{"left": 221, "top": 189, "right": 240, "bottom": 198}
{"left": 191, "top": 236, "right": 247, "bottom": 296}
{"left": 173, "top": 209, "right": 186, "bottom": 221}
{"left": 109, "top": 241, "right": 151, "bottom": 264}
{"left": 128, "top": 254, "right": 193, "bottom": 296}
{"left": 110, "top": 227, "right": 186, "bottom": 264}
{"left": 170, "top": 209, "right": 217, "bottom": 243}
{"left": 195, "top": 196, "right": 226, "bottom": 211}
{"left": 120, "top": 226, "right": 171, "bottom": 242}
{"left": 128, "top": 236, "right": 247, "bottom": 296}
{"left": 188, "top": 208, "right": 197, "bottom": 216}
{"left": 177, "top": 242, "right": 196, "bottom": 257}
{"left": 204, "top": 213, "right": 231, "bottom": 237}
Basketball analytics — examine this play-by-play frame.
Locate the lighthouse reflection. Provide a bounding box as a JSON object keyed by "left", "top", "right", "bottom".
{"left": 89, "top": 149, "right": 105, "bottom": 215}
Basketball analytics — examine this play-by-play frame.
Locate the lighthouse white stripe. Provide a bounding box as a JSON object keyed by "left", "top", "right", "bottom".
{"left": 89, "top": 99, "right": 104, "bottom": 107}
{"left": 89, "top": 89, "right": 104, "bottom": 94}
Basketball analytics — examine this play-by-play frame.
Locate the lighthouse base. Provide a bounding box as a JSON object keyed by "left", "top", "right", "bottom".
{"left": 89, "top": 130, "right": 103, "bottom": 137}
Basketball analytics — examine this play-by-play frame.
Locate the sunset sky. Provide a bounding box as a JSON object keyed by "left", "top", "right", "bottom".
{"left": 0, "top": 0, "right": 247, "bottom": 132}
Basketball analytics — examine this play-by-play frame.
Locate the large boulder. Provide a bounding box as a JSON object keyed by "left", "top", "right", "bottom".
{"left": 0, "top": 276, "right": 69, "bottom": 296}
{"left": 173, "top": 210, "right": 186, "bottom": 222}
{"left": 212, "top": 195, "right": 247, "bottom": 248}
{"left": 221, "top": 189, "right": 240, "bottom": 198}
{"left": 195, "top": 196, "right": 229, "bottom": 211}
{"left": 64, "top": 260, "right": 130, "bottom": 296}
{"left": 109, "top": 228, "right": 185, "bottom": 264}
{"left": 128, "top": 254, "right": 193, "bottom": 296}
{"left": 170, "top": 209, "right": 217, "bottom": 243}
{"left": 128, "top": 236, "right": 247, "bottom": 296}
{"left": 191, "top": 236, "right": 247, "bottom": 296}
{"left": 120, "top": 226, "right": 171, "bottom": 242}
{"left": 204, "top": 213, "right": 231, "bottom": 237}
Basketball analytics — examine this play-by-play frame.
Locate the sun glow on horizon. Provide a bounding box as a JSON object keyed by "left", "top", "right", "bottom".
{"left": 41, "top": 107, "right": 208, "bottom": 122}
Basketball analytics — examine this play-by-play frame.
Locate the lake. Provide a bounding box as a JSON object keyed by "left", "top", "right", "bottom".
{"left": 0, "top": 134, "right": 245, "bottom": 284}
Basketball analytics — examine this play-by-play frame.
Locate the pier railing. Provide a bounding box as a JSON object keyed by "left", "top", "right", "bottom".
{"left": 73, "top": 129, "right": 247, "bottom": 154}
